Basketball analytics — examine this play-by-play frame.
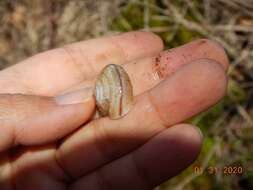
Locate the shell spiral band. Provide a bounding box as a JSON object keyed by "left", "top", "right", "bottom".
{"left": 94, "top": 64, "right": 134, "bottom": 119}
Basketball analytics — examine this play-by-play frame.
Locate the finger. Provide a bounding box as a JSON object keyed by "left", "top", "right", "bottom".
{"left": 56, "top": 59, "right": 227, "bottom": 177}
{"left": 0, "top": 32, "right": 163, "bottom": 96}
{"left": 63, "top": 38, "right": 229, "bottom": 95}
{"left": 70, "top": 124, "right": 202, "bottom": 190}
{"left": 2, "top": 145, "right": 67, "bottom": 190}
{"left": 0, "top": 88, "right": 95, "bottom": 152}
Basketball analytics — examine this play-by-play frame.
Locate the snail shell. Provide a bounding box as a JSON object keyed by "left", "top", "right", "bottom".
{"left": 94, "top": 64, "right": 133, "bottom": 119}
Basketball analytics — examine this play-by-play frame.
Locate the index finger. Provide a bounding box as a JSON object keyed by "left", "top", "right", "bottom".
{"left": 0, "top": 31, "right": 163, "bottom": 96}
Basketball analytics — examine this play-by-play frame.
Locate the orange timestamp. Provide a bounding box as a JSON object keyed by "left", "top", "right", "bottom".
{"left": 192, "top": 165, "right": 244, "bottom": 175}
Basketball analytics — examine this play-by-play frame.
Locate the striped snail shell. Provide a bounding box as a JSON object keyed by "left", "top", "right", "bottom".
{"left": 94, "top": 64, "right": 134, "bottom": 119}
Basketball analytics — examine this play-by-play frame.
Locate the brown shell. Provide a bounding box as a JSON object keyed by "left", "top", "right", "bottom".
{"left": 94, "top": 64, "right": 133, "bottom": 119}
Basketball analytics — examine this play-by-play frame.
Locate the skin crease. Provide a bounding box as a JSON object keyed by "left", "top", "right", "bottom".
{"left": 0, "top": 31, "right": 229, "bottom": 190}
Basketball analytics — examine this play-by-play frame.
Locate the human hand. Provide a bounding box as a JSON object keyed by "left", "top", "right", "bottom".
{"left": 0, "top": 32, "right": 228, "bottom": 190}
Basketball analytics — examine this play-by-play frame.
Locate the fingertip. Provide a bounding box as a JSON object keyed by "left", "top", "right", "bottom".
{"left": 70, "top": 97, "right": 96, "bottom": 120}
{"left": 134, "top": 123, "right": 203, "bottom": 187}
{"left": 188, "top": 38, "right": 230, "bottom": 70}
{"left": 148, "top": 58, "right": 227, "bottom": 125}
{"left": 166, "top": 124, "right": 203, "bottom": 159}
{"left": 115, "top": 31, "right": 164, "bottom": 58}
{"left": 150, "top": 123, "right": 203, "bottom": 163}
{"left": 156, "top": 38, "right": 229, "bottom": 77}
{"left": 191, "top": 58, "right": 228, "bottom": 98}
{"left": 137, "top": 31, "right": 164, "bottom": 51}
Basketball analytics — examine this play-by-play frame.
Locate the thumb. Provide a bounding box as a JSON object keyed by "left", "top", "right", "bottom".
{"left": 0, "top": 88, "right": 95, "bottom": 152}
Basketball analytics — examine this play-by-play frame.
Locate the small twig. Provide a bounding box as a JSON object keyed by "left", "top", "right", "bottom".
{"left": 212, "top": 24, "right": 253, "bottom": 33}
{"left": 217, "top": 0, "right": 253, "bottom": 17}
{"left": 185, "top": 0, "right": 205, "bottom": 23}
{"left": 48, "top": 1, "right": 57, "bottom": 48}
{"left": 228, "top": 48, "right": 251, "bottom": 75}
{"left": 203, "top": 0, "right": 211, "bottom": 23}
{"left": 236, "top": 104, "right": 253, "bottom": 127}
{"left": 143, "top": 0, "right": 150, "bottom": 31}
{"left": 132, "top": 0, "right": 168, "bottom": 15}
{"left": 148, "top": 26, "right": 171, "bottom": 33}
{"left": 151, "top": 15, "right": 173, "bottom": 22}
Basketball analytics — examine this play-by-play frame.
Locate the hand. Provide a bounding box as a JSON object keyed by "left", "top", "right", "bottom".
{"left": 0, "top": 32, "right": 228, "bottom": 190}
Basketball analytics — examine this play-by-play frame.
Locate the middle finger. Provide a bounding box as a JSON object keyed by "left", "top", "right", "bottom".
{"left": 61, "top": 38, "right": 228, "bottom": 95}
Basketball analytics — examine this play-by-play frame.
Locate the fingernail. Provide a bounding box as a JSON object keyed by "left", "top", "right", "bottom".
{"left": 54, "top": 87, "right": 94, "bottom": 105}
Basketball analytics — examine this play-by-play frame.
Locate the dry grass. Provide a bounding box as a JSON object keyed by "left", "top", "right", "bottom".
{"left": 0, "top": 0, "right": 252, "bottom": 189}
{"left": 0, "top": 0, "right": 122, "bottom": 68}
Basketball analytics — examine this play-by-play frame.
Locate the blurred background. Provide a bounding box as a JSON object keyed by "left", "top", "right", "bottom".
{"left": 0, "top": 0, "right": 252, "bottom": 189}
